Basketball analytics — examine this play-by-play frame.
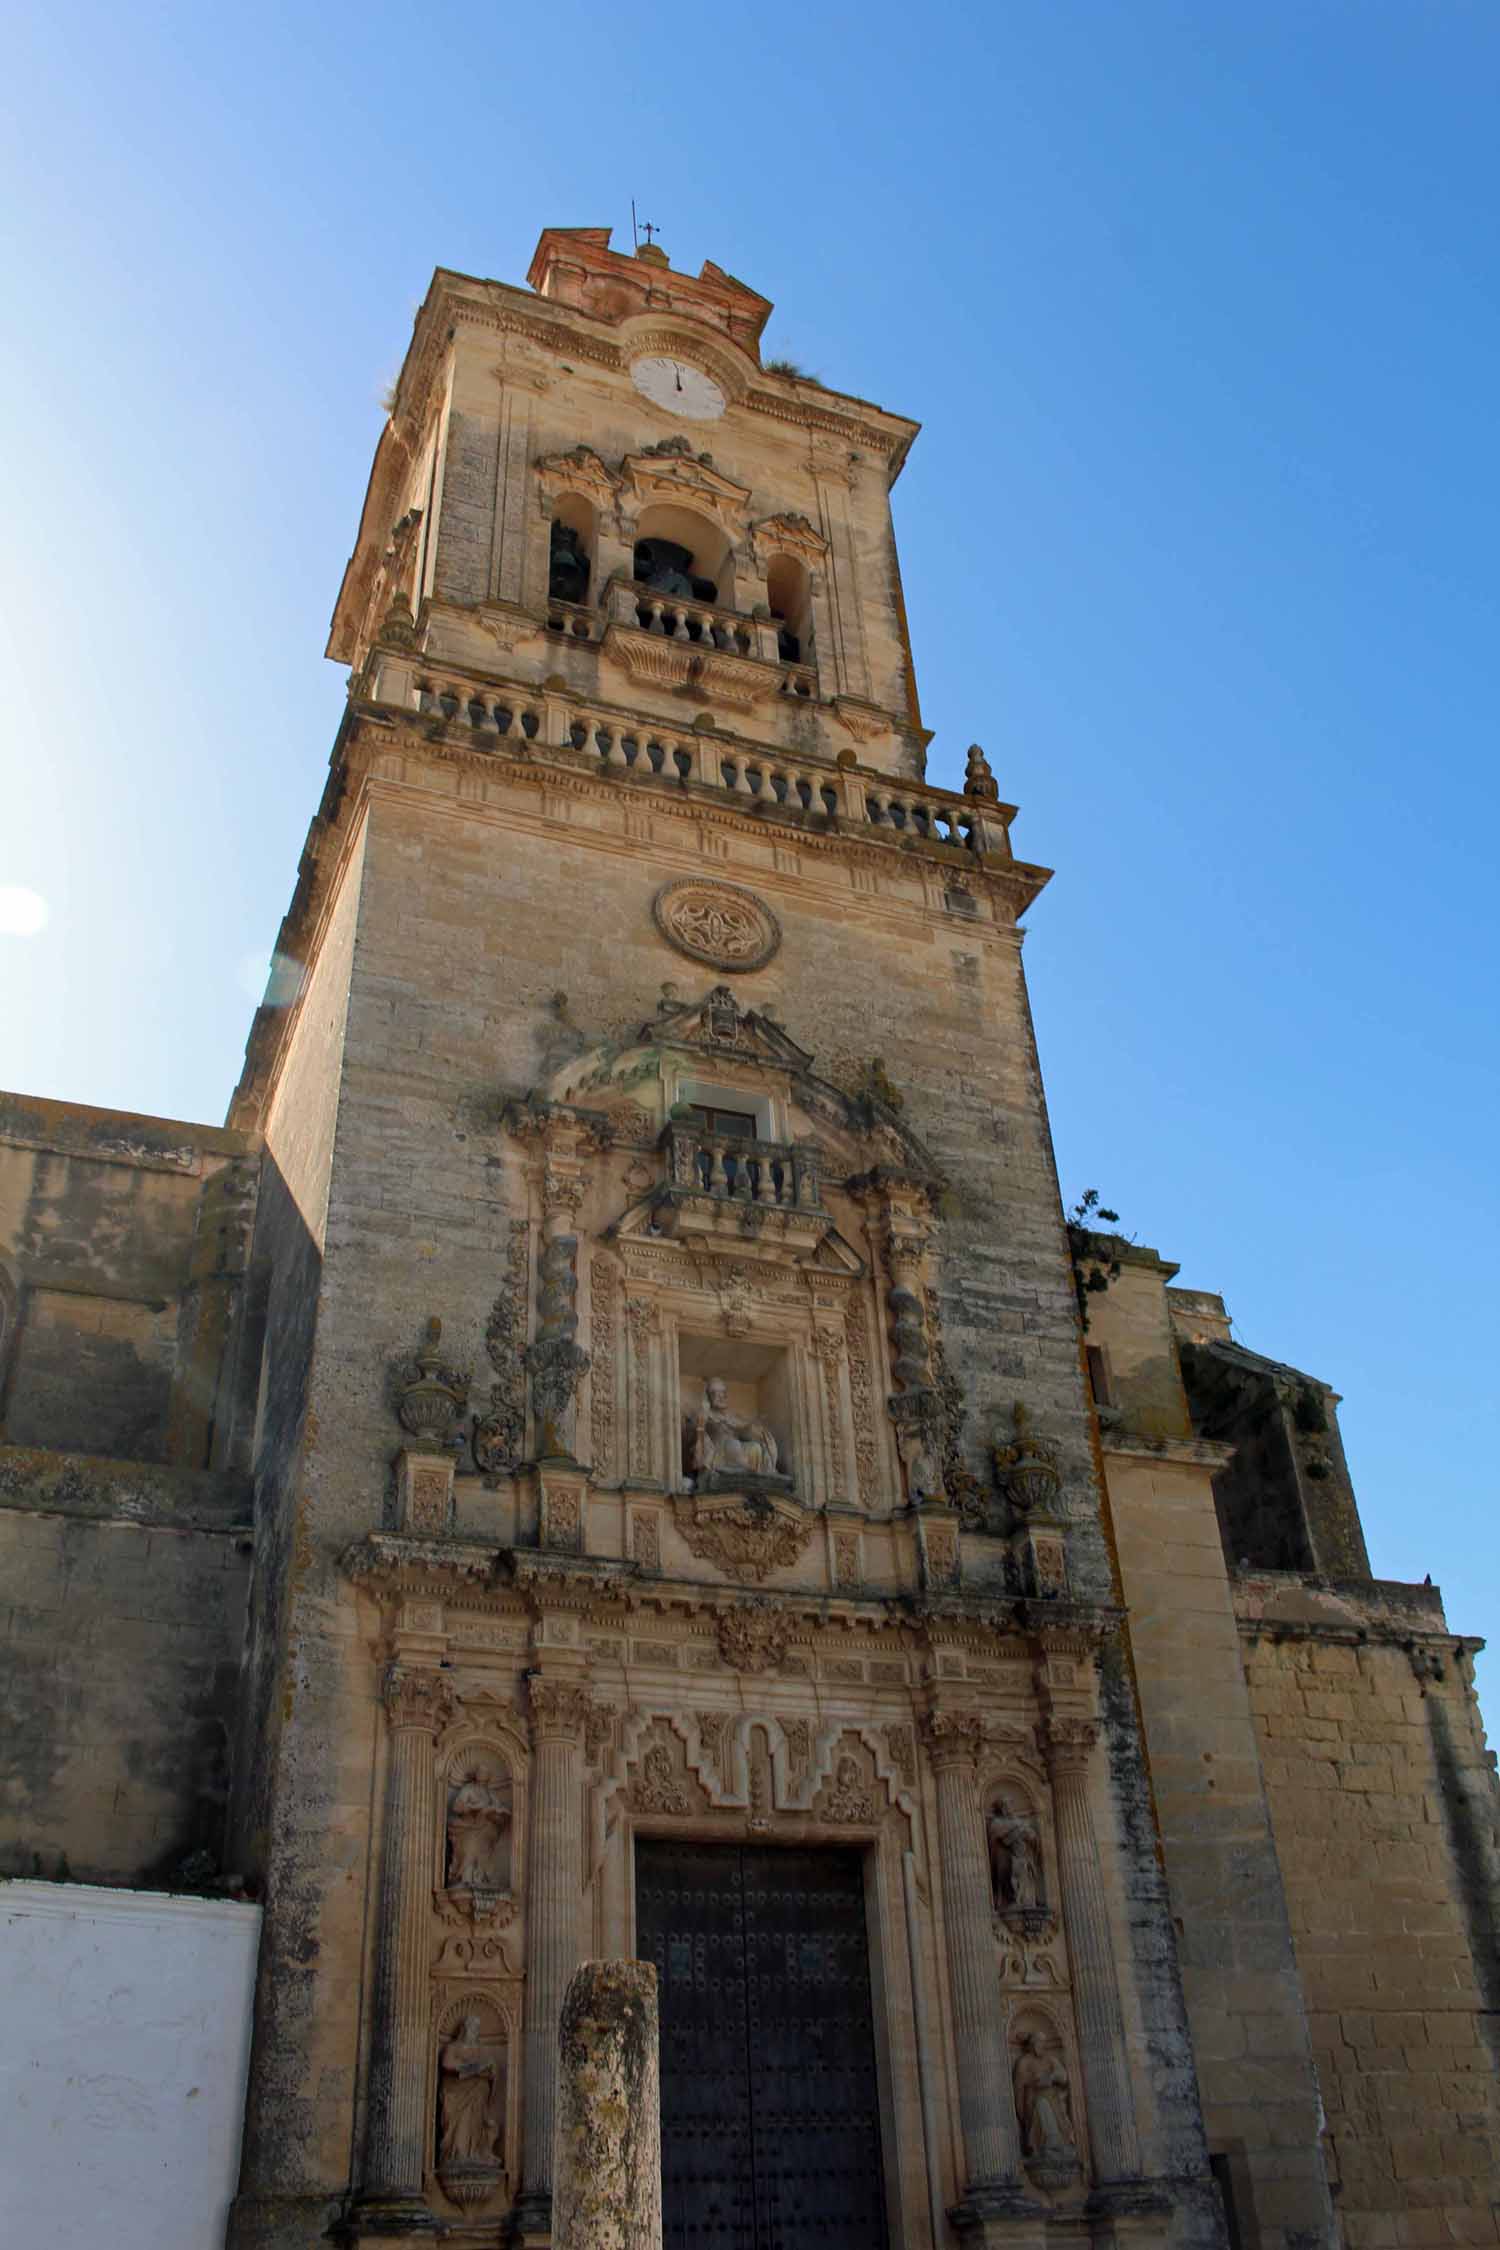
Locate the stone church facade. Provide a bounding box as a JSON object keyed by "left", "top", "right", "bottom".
{"left": 1, "top": 226, "right": 1495, "bottom": 2250}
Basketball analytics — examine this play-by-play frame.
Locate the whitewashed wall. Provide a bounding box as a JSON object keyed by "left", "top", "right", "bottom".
{"left": 0, "top": 1880, "right": 261, "bottom": 2249}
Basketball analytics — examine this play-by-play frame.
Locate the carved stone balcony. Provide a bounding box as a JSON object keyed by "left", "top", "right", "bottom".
{"left": 666, "top": 1123, "right": 822, "bottom": 1210}
{"left": 653, "top": 1123, "right": 836, "bottom": 1266}
{"left": 601, "top": 581, "right": 805, "bottom": 709}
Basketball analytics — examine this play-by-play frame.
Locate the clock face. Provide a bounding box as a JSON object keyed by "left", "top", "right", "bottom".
{"left": 630, "top": 354, "right": 726, "bottom": 422}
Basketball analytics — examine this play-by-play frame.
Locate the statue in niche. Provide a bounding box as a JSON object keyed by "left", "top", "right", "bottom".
{"left": 548, "top": 521, "right": 590, "bottom": 605}
{"left": 438, "top": 2014, "right": 503, "bottom": 2164}
{"left": 987, "top": 1798, "right": 1043, "bottom": 1914}
{"left": 1013, "top": 2031, "right": 1075, "bottom": 2161}
{"left": 446, "top": 1770, "right": 511, "bottom": 1891}
{"left": 896, "top": 1418, "right": 943, "bottom": 1505}
{"left": 689, "top": 1376, "right": 782, "bottom": 1483}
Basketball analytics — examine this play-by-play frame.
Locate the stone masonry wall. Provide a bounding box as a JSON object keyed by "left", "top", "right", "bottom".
{"left": 1238, "top": 1580, "right": 1500, "bottom": 2244}
{"left": 0, "top": 1451, "right": 250, "bottom": 1883}
{"left": 0, "top": 1095, "right": 259, "bottom": 1886}
{"left": 1091, "top": 1259, "right": 1334, "bottom": 2250}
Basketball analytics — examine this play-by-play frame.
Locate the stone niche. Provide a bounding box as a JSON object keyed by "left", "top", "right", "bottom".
{"left": 677, "top": 1332, "right": 796, "bottom": 1495}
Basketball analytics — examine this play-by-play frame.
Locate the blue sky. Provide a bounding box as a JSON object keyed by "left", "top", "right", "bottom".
{"left": 3, "top": 3, "right": 1496, "bottom": 1667}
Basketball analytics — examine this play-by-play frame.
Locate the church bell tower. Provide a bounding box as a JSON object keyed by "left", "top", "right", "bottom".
{"left": 224, "top": 226, "right": 1211, "bottom": 2250}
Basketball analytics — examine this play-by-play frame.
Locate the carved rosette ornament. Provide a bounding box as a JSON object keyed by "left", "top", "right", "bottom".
{"left": 653, "top": 879, "right": 781, "bottom": 974}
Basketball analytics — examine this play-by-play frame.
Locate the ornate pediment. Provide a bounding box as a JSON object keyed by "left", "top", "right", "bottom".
{"left": 532, "top": 984, "right": 944, "bottom": 1204}
{"left": 535, "top": 444, "right": 622, "bottom": 515}
{"left": 618, "top": 448, "right": 753, "bottom": 534}
{"left": 750, "top": 512, "right": 828, "bottom": 569}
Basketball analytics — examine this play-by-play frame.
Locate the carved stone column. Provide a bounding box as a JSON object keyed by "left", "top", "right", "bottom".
{"left": 922, "top": 1710, "right": 1032, "bottom": 2220}
{"left": 360, "top": 1664, "right": 454, "bottom": 2226}
{"left": 1044, "top": 1718, "right": 1140, "bottom": 2183}
{"left": 516, "top": 1677, "right": 598, "bottom": 2236}
{"left": 553, "top": 1960, "right": 663, "bottom": 2250}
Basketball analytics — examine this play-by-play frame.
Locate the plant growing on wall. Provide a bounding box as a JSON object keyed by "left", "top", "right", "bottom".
{"left": 1066, "top": 1189, "right": 1124, "bottom": 1331}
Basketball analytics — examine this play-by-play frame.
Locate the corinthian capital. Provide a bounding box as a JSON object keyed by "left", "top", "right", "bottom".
{"left": 382, "top": 1664, "right": 456, "bottom": 1735}
{"left": 526, "top": 1676, "right": 602, "bottom": 1745}
{"left": 1044, "top": 1715, "right": 1099, "bottom": 1772}
{"left": 920, "top": 1707, "right": 987, "bottom": 1771}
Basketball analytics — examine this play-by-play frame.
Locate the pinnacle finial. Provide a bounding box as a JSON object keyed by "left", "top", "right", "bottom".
{"left": 963, "top": 744, "right": 1000, "bottom": 802}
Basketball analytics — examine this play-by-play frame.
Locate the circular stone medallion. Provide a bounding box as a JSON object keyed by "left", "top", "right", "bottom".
{"left": 652, "top": 879, "right": 781, "bottom": 974}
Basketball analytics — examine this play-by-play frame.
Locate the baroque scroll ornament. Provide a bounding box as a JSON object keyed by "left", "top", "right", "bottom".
{"left": 716, "top": 1604, "right": 790, "bottom": 1673}
{"left": 653, "top": 879, "right": 781, "bottom": 973}
{"left": 676, "top": 1492, "right": 812, "bottom": 1582}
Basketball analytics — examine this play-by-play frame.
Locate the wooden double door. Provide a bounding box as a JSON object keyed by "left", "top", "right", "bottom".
{"left": 636, "top": 1840, "right": 889, "bottom": 2250}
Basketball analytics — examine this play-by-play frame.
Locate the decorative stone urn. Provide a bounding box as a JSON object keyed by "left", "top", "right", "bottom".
{"left": 991, "top": 1402, "right": 1062, "bottom": 1516}
{"left": 396, "top": 1316, "right": 469, "bottom": 1444}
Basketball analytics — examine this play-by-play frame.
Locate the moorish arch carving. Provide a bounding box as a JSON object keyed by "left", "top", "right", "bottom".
{"left": 599, "top": 1706, "right": 920, "bottom": 1835}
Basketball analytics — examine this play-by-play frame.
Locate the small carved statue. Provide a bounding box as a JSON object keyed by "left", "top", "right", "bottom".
{"left": 689, "top": 1376, "right": 781, "bottom": 1481}
{"left": 988, "top": 1801, "right": 1043, "bottom": 1914}
{"left": 896, "top": 1418, "right": 943, "bottom": 1504}
{"left": 438, "top": 2014, "right": 502, "bottom": 2164}
{"left": 548, "top": 521, "right": 590, "bottom": 605}
{"left": 446, "top": 1777, "right": 511, "bottom": 1890}
{"left": 1013, "top": 2031, "right": 1075, "bottom": 2160}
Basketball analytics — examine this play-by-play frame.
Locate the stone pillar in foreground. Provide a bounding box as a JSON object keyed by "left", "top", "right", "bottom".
{"left": 359, "top": 1664, "right": 453, "bottom": 2226}
{"left": 553, "top": 1960, "right": 662, "bottom": 2250}
{"left": 516, "top": 1675, "right": 594, "bottom": 2235}
{"left": 1045, "top": 1717, "right": 1140, "bottom": 2183}
{"left": 922, "top": 1708, "right": 1034, "bottom": 2225}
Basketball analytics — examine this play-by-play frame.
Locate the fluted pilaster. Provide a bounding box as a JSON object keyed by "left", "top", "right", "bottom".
{"left": 517, "top": 1677, "right": 597, "bottom": 2226}
{"left": 923, "top": 1710, "right": 1026, "bottom": 2193}
{"left": 1045, "top": 1719, "right": 1139, "bottom": 2182}
{"left": 361, "top": 1665, "right": 454, "bottom": 2222}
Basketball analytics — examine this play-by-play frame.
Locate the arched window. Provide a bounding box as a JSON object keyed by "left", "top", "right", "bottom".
{"left": 632, "top": 504, "right": 733, "bottom": 613}
{"left": 765, "top": 551, "right": 811, "bottom": 663}
{"left": 548, "top": 491, "right": 596, "bottom": 607}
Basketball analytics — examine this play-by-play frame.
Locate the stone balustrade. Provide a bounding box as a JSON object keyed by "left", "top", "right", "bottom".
{"left": 609, "top": 576, "right": 761, "bottom": 657}
{"left": 544, "top": 596, "right": 601, "bottom": 642}
{"left": 393, "top": 671, "right": 1006, "bottom": 860}
{"left": 864, "top": 787, "right": 975, "bottom": 849}
{"left": 665, "top": 1122, "right": 822, "bottom": 1210}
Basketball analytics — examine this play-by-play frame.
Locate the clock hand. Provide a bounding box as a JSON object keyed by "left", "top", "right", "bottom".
{"left": 674, "top": 363, "right": 683, "bottom": 393}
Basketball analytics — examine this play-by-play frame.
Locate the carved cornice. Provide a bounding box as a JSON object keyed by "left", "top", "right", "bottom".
{"left": 344, "top": 708, "right": 1045, "bottom": 915}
